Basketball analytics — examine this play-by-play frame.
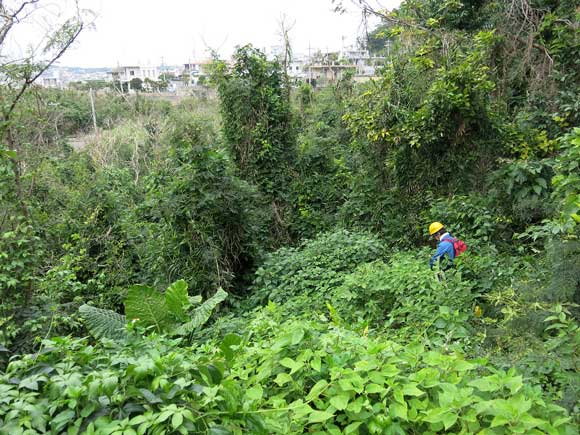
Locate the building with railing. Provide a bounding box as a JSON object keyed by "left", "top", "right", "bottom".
{"left": 108, "top": 65, "right": 159, "bottom": 83}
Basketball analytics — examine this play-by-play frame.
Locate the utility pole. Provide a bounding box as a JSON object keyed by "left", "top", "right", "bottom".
{"left": 308, "top": 41, "right": 312, "bottom": 85}
{"left": 89, "top": 88, "right": 98, "bottom": 136}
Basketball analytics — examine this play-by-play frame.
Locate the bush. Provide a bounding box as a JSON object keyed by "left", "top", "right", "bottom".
{"left": 488, "top": 158, "right": 555, "bottom": 230}
{"left": 129, "top": 113, "right": 267, "bottom": 295}
{"left": 551, "top": 128, "right": 580, "bottom": 233}
{"left": 425, "top": 194, "right": 511, "bottom": 247}
{"left": 250, "top": 230, "right": 386, "bottom": 309}
{"left": 334, "top": 251, "right": 476, "bottom": 329}
{"left": 338, "top": 182, "right": 427, "bottom": 247}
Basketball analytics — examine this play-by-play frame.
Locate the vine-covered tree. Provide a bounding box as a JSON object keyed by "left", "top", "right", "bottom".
{"left": 212, "top": 45, "right": 297, "bottom": 241}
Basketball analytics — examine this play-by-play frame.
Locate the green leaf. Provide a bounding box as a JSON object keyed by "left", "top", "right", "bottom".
{"left": 390, "top": 402, "right": 408, "bottom": 421}
{"left": 245, "top": 385, "right": 263, "bottom": 401}
{"left": 365, "top": 383, "right": 386, "bottom": 394}
{"left": 274, "top": 373, "right": 293, "bottom": 386}
{"left": 553, "top": 416, "right": 571, "bottom": 427}
{"left": 345, "top": 422, "right": 363, "bottom": 434}
{"left": 280, "top": 357, "right": 304, "bottom": 374}
{"left": 401, "top": 383, "right": 424, "bottom": 397}
{"left": 220, "top": 333, "right": 242, "bottom": 363}
{"left": 504, "top": 375, "right": 523, "bottom": 394}
{"left": 0, "top": 149, "right": 17, "bottom": 159}
{"left": 329, "top": 393, "right": 349, "bottom": 410}
{"left": 129, "top": 415, "right": 148, "bottom": 425}
{"left": 291, "top": 327, "right": 305, "bottom": 345}
{"left": 164, "top": 280, "right": 189, "bottom": 321}
{"left": 51, "top": 410, "right": 76, "bottom": 432}
{"left": 188, "top": 295, "right": 203, "bottom": 305}
{"left": 175, "top": 288, "right": 228, "bottom": 335}
{"left": 280, "top": 357, "right": 297, "bottom": 369}
{"left": 139, "top": 388, "right": 162, "bottom": 404}
{"left": 394, "top": 389, "right": 405, "bottom": 404}
{"left": 290, "top": 400, "right": 313, "bottom": 419}
{"left": 200, "top": 364, "right": 223, "bottom": 385}
{"left": 171, "top": 412, "right": 183, "bottom": 429}
{"left": 310, "top": 356, "right": 322, "bottom": 372}
{"left": 442, "top": 412, "right": 458, "bottom": 430}
{"left": 19, "top": 376, "right": 39, "bottom": 391}
{"left": 381, "top": 364, "right": 400, "bottom": 377}
{"left": 491, "top": 415, "right": 509, "bottom": 428}
{"left": 156, "top": 410, "right": 173, "bottom": 423}
{"left": 306, "top": 380, "right": 328, "bottom": 401}
{"left": 79, "top": 305, "right": 127, "bottom": 340}
{"left": 468, "top": 376, "right": 500, "bottom": 392}
{"left": 308, "top": 410, "right": 334, "bottom": 423}
{"left": 537, "top": 178, "right": 547, "bottom": 189}
{"left": 125, "top": 285, "right": 169, "bottom": 333}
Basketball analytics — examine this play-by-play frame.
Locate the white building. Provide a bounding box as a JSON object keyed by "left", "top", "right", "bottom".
{"left": 39, "top": 69, "right": 62, "bottom": 88}
{"left": 287, "top": 58, "right": 307, "bottom": 79}
{"left": 108, "top": 66, "right": 159, "bottom": 83}
{"left": 182, "top": 60, "right": 212, "bottom": 85}
{"left": 339, "top": 46, "right": 386, "bottom": 78}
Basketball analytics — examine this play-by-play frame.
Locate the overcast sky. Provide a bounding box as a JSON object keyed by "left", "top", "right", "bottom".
{"left": 8, "top": 0, "right": 401, "bottom": 67}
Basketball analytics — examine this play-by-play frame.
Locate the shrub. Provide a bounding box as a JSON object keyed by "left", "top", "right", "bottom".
{"left": 488, "top": 158, "right": 555, "bottom": 230}
{"left": 334, "top": 251, "right": 476, "bottom": 329}
{"left": 425, "top": 194, "right": 511, "bottom": 247}
{"left": 551, "top": 128, "right": 580, "bottom": 233}
{"left": 130, "top": 113, "right": 267, "bottom": 295}
{"left": 250, "top": 230, "right": 386, "bottom": 309}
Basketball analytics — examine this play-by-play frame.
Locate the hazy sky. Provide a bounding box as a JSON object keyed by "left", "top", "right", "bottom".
{"left": 8, "top": 0, "right": 401, "bottom": 67}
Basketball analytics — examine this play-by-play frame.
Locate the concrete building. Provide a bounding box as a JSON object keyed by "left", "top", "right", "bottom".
{"left": 108, "top": 65, "right": 159, "bottom": 83}
{"left": 339, "top": 46, "right": 386, "bottom": 78}
{"left": 39, "top": 69, "right": 62, "bottom": 88}
{"left": 306, "top": 64, "right": 355, "bottom": 85}
{"left": 300, "top": 46, "right": 387, "bottom": 85}
{"left": 182, "top": 60, "right": 212, "bottom": 85}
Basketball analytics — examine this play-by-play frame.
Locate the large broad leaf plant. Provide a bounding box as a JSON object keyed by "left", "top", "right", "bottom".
{"left": 79, "top": 280, "right": 227, "bottom": 339}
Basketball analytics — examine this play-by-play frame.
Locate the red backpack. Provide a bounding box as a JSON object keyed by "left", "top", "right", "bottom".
{"left": 445, "top": 236, "right": 467, "bottom": 257}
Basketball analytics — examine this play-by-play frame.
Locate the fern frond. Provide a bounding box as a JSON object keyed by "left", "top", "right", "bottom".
{"left": 79, "top": 305, "right": 127, "bottom": 340}
{"left": 175, "top": 288, "right": 228, "bottom": 336}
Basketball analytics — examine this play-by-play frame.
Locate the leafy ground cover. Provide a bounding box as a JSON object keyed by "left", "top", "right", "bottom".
{"left": 1, "top": 314, "right": 577, "bottom": 435}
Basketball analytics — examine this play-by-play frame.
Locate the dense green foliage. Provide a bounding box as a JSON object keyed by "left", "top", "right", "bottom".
{"left": 251, "top": 230, "right": 385, "bottom": 307}
{"left": 212, "top": 46, "right": 297, "bottom": 242}
{"left": 1, "top": 0, "right": 579, "bottom": 433}
{"left": 1, "top": 318, "right": 576, "bottom": 435}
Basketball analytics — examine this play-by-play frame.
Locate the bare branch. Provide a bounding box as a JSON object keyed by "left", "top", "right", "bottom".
{"left": 277, "top": 14, "right": 295, "bottom": 69}
{"left": 0, "top": 0, "right": 41, "bottom": 46}
{"left": 347, "top": 0, "right": 429, "bottom": 32}
{"left": 2, "top": 19, "right": 83, "bottom": 123}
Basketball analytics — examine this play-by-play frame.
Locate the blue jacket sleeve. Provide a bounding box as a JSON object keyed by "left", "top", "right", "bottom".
{"left": 429, "top": 240, "right": 455, "bottom": 269}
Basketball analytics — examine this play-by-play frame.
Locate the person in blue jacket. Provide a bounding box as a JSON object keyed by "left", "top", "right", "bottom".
{"left": 428, "top": 221, "right": 455, "bottom": 271}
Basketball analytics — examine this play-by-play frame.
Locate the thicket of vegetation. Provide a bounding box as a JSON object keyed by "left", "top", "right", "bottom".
{"left": 1, "top": 0, "right": 578, "bottom": 433}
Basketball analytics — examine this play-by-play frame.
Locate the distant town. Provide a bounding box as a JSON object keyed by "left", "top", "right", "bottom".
{"left": 40, "top": 45, "right": 389, "bottom": 92}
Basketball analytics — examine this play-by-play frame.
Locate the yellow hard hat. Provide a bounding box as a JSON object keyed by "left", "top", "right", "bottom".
{"left": 429, "top": 222, "right": 444, "bottom": 235}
